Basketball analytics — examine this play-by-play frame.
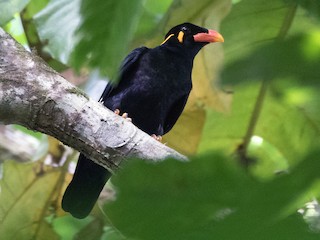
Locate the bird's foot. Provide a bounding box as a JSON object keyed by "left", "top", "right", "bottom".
{"left": 114, "top": 109, "right": 120, "bottom": 115}
{"left": 151, "top": 134, "right": 162, "bottom": 142}
{"left": 114, "top": 109, "right": 132, "bottom": 122}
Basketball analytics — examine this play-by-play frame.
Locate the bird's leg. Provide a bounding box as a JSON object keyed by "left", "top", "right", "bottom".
{"left": 115, "top": 109, "right": 160, "bottom": 141}
{"left": 151, "top": 134, "right": 162, "bottom": 142}
{"left": 114, "top": 109, "right": 132, "bottom": 122}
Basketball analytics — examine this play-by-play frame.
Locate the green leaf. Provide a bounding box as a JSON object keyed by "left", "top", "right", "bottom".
{"left": 52, "top": 215, "right": 93, "bottom": 240}
{"left": 222, "top": 34, "right": 320, "bottom": 84}
{"left": 105, "top": 152, "right": 320, "bottom": 239}
{"left": 221, "top": 0, "right": 319, "bottom": 65}
{"left": 0, "top": 0, "right": 30, "bottom": 25}
{"left": 71, "top": 0, "right": 144, "bottom": 78}
{"left": 34, "top": 0, "right": 81, "bottom": 64}
{"left": 105, "top": 154, "right": 249, "bottom": 240}
{"left": 73, "top": 218, "right": 104, "bottom": 240}
{"left": 134, "top": 0, "right": 173, "bottom": 38}
{"left": 3, "top": 14, "right": 28, "bottom": 46}
{"left": 198, "top": 0, "right": 320, "bottom": 171}
{"left": 222, "top": 0, "right": 295, "bottom": 63}
{"left": 0, "top": 162, "right": 62, "bottom": 239}
{"left": 287, "top": 0, "right": 320, "bottom": 19}
{"left": 200, "top": 82, "right": 320, "bottom": 169}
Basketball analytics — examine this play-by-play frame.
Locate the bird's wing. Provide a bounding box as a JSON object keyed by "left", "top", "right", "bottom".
{"left": 163, "top": 94, "right": 190, "bottom": 134}
{"left": 99, "top": 46, "right": 149, "bottom": 103}
{"left": 119, "top": 46, "right": 149, "bottom": 78}
{"left": 98, "top": 82, "right": 113, "bottom": 103}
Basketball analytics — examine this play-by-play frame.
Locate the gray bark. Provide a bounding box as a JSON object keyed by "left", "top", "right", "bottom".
{"left": 0, "top": 28, "right": 186, "bottom": 172}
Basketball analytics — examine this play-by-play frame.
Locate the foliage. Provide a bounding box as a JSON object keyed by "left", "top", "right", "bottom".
{"left": 0, "top": 0, "right": 320, "bottom": 239}
{"left": 0, "top": 0, "right": 30, "bottom": 25}
{"left": 106, "top": 152, "right": 320, "bottom": 240}
{"left": 0, "top": 161, "right": 62, "bottom": 239}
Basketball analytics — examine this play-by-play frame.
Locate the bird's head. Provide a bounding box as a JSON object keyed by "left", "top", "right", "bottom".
{"left": 161, "top": 22, "right": 224, "bottom": 55}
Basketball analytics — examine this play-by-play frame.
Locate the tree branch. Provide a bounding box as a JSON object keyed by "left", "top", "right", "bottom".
{"left": 0, "top": 125, "right": 41, "bottom": 162}
{"left": 0, "top": 28, "right": 187, "bottom": 172}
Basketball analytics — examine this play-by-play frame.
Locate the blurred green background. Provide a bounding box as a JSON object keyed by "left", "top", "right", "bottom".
{"left": 0, "top": 0, "right": 320, "bottom": 239}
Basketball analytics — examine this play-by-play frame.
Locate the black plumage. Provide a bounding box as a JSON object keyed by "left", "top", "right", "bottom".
{"left": 62, "top": 23, "right": 224, "bottom": 218}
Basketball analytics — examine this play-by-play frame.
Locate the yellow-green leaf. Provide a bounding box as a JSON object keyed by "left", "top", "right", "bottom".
{"left": 0, "top": 162, "right": 62, "bottom": 239}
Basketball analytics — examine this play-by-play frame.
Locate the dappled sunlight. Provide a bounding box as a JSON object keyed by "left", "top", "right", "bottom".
{"left": 301, "top": 30, "right": 320, "bottom": 62}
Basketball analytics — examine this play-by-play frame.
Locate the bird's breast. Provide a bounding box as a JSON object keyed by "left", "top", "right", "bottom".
{"left": 106, "top": 49, "right": 193, "bottom": 135}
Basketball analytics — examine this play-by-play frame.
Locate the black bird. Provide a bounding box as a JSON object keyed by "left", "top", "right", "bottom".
{"left": 62, "top": 22, "right": 224, "bottom": 218}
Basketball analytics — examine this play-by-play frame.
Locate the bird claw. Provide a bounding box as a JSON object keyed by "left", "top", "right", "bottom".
{"left": 151, "top": 134, "right": 162, "bottom": 142}
{"left": 121, "top": 112, "right": 128, "bottom": 118}
{"left": 114, "top": 109, "right": 132, "bottom": 122}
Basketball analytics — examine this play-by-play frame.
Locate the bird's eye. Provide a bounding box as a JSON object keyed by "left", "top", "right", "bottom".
{"left": 181, "top": 26, "right": 188, "bottom": 32}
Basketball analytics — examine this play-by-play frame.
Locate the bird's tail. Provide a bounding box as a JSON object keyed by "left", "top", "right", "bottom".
{"left": 62, "top": 154, "right": 112, "bottom": 219}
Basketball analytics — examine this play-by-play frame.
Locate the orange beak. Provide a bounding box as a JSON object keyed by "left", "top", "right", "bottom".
{"left": 193, "top": 29, "right": 224, "bottom": 43}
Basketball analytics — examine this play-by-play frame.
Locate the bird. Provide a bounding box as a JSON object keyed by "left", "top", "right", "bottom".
{"left": 62, "top": 22, "right": 224, "bottom": 218}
